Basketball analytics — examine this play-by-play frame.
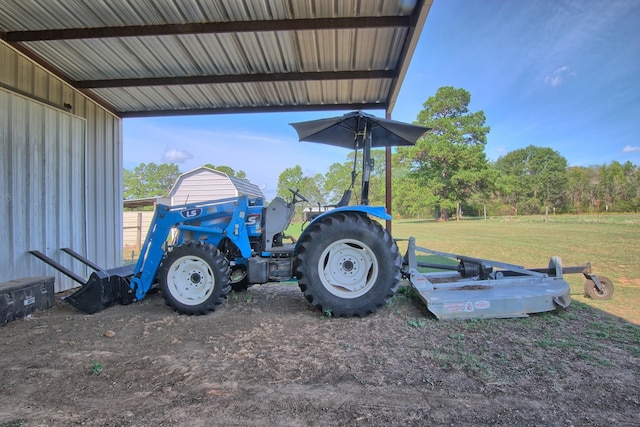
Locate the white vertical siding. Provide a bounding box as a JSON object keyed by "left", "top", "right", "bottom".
{"left": 0, "top": 41, "right": 122, "bottom": 291}
{"left": 83, "top": 103, "right": 123, "bottom": 269}
{"left": 0, "top": 88, "right": 88, "bottom": 289}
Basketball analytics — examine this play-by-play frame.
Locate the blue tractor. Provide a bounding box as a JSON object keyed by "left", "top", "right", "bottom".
{"left": 50, "top": 112, "right": 420, "bottom": 317}
{"left": 61, "top": 189, "right": 401, "bottom": 317}
{"left": 31, "top": 112, "right": 611, "bottom": 319}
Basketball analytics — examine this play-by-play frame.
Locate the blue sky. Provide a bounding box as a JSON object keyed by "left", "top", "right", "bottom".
{"left": 124, "top": 0, "right": 640, "bottom": 200}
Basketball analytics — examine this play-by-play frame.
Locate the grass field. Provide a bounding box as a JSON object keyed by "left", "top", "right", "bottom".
{"left": 390, "top": 214, "right": 640, "bottom": 324}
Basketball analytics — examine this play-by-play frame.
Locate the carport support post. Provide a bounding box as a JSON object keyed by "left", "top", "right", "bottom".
{"left": 385, "top": 111, "right": 393, "bottom": 233}
{"left": 385, "top": 145, "right": 392, "bottom": 232}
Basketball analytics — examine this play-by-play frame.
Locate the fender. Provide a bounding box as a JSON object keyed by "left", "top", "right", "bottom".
{"left": 295, "top": 205, "right": 391, "bottom": 255}
{"left": 313, "top": 205, "right": 392, "bottom": 221}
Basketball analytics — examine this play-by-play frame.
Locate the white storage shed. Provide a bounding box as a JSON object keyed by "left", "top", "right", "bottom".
{"left": 170, "top": 167, "right": 265, "bottom": 205}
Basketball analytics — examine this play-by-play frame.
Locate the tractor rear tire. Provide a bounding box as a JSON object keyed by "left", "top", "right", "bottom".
{"left": 294, "top": 212, "right": 401, "bottom": 317}
{"left": 584, "top": 275, "right": 614, "bottom": 300}
{"left": 159, "top": 241, "right": 231, "bottom": 315}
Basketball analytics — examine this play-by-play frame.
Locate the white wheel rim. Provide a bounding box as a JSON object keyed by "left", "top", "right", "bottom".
{"left": 317, "top": 238, "right": 379, "bottom": 299}
{"left": 167, "top": 255, "right": 215, "bottom": 305}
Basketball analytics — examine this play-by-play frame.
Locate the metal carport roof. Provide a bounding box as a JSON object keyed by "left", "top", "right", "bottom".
{"left": 0, "top": 0, "right": 432, "bottom": 118}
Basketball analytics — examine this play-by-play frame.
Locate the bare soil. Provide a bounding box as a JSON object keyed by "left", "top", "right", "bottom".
{"left": 1, "top": 283, "right": 639, "bottom": 426}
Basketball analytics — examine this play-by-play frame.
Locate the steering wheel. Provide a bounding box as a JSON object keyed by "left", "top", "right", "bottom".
{"left": 288, "top": 188, "right": 309, "bottom": 203}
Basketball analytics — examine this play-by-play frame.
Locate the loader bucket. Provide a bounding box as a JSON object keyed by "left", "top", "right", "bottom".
{"left": 63, "top": 264, "right": 137, "bottom": 314}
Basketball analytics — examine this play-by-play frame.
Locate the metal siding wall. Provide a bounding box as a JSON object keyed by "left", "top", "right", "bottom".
{"left": 0, "top": 41, "right": 122, "bottom": 291}
{"left": 0, "top": 88, "right": 88, "bottom": 289}
{"left": 75, "top": 98, "right": 123, "bottom": 272}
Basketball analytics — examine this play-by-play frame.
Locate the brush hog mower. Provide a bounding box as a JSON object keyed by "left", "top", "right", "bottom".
{"left": 30, "top": 111, "right": 612, "bottom": 319}
{"left": 401, "top": 237, "right": 611, "bottom": 320}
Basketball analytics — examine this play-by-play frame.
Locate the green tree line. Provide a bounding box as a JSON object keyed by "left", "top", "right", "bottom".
{"left": 278, "top": 87, "right": 640, "bottom": 218}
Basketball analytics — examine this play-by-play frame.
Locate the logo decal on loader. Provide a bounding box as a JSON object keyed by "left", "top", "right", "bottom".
{"left": 181, "top": 208, "right": 202, "bottom": 219}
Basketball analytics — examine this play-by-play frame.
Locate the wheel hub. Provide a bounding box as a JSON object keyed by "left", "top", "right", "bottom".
{"left": 342, "top": 260, "right": 354, "bottom": 272}
{"left": 168, "top": 256, "right": 215, "bottom": 305}
{"left": 318, "top": 239, "right": 379, "bottom": 298}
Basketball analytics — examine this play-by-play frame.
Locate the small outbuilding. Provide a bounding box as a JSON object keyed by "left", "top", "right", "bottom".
{"left": 170, "top": 167, "right": 265, "bottom": 205}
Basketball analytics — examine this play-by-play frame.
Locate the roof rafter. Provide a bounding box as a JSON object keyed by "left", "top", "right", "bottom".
{"left": 76, "top": 70, "right": 398, "bottom": 89}
{"left": 4, "top": 16, "right": 413, "bottom": 42}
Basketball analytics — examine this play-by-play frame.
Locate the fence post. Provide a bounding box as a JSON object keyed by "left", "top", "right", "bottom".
{"left": 136, "top": 212, "right": 143, "bottom": 249}
{"left": 545, "top": 206, "right": 549, "bottom": 223}
{"left": 484, "top": 204, "right": 487, "bottom": 221}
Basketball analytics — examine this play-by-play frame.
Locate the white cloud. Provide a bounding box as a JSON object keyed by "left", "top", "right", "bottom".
{"left": 544, "top": 66, "right": 572, "bottom": 87}
{"left": 623, "top": 145, "right": 640, "bottom": 153}
{"left": 162, "top": 149, "right": 193, "bottom": 164}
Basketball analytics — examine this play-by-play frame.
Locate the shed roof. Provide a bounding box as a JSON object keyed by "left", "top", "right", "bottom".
{"left": 0, "top": 0, "right": 432, "bottom": 118}
{"left": 123, "top": 196, "right": 171, "bottom": 210}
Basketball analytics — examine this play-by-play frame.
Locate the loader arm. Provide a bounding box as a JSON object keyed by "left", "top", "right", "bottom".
{"left": 130, "top": 197, "right": 251, "bottom": 300}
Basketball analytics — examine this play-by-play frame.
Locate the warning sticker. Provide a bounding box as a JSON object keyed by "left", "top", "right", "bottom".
{"left": 443, "top": 302, "right": 470, "bottom": 313}
{"left": 474, "top": 300, "right": 490, "bottom": 310}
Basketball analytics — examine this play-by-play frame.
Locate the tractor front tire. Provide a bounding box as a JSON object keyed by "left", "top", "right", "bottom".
{"left": 159, "top": 241, "right": 231, "bottom": 315}
{"left": 295, "top": 212, "right": 402, "bottom": 317}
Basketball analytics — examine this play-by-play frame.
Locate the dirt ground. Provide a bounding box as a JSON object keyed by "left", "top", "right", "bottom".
{"left": 1, "top": 282, "right": 639, "bottom": 427}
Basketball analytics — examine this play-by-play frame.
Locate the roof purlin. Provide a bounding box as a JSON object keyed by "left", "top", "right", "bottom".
{"left": 75, "top": 70, "right": 399, "bottom": 89}
{"left": 117, "top": 102, "right": 388, "bottom": 118}
{"left": 3, "top": 16, "right": 412, "bottom": 42}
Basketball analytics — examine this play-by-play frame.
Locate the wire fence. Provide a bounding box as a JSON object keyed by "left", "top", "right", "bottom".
{"left": 121, "top": 209, "right": 640, "bottom": 263}
{"left": 406, "top": 211, "right": 640, "bottom": 225}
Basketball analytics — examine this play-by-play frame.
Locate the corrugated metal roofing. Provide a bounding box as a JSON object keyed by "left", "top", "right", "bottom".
{"left": 0, "top": 0, "right": 432, "bottom": 117}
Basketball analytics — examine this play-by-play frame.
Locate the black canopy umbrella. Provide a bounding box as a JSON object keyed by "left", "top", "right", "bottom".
{"left": 290, "top": 110, "right": 428, "bottom": 149}
{"left": 290, "top": 111, "right": 429, "bottom": 205}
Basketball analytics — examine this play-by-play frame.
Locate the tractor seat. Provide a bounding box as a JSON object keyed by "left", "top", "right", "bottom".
{"left": 262, "top": 197, "right": 294, "bottom": 251}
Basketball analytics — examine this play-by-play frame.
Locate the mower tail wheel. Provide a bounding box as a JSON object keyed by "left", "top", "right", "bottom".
{"left": 584, "top": 275, "right": 614, "bottom": 300}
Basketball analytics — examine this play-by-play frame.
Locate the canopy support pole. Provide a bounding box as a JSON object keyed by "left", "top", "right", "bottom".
{"left": 360, "top": 125, "right": 372, "bottom": 205}
{"left": 385, "top": 111, "right": 393, "bottom": 232}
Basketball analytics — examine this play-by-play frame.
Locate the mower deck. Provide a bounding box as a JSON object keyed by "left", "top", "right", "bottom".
{"left": 403, "top": 238, "right": 572, "bottom": 320}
